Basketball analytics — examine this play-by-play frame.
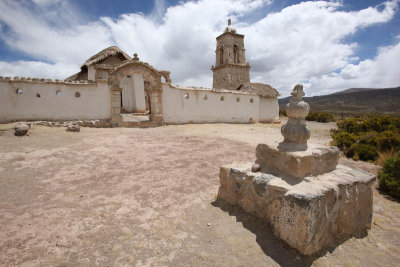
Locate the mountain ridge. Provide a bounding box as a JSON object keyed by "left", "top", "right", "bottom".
{"left": 278, "top": 86, "right": 400, "bottom": 115}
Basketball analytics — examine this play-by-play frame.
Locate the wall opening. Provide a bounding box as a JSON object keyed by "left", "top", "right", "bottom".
{"left": 250, "top": 98, "right": 254, "bottom": 103}
{"left": 203, "top": 94, "right": 207, "bottom": 100}
{"left": 221, "top": 96, "right": 225, "bottom": 101}
{"left": 75, "top": 92, "right": 81, "bottom": 97}
{"left": 184, "top": 93, "right": 189, "bottom": 99}
{"left": 219, "top": 47, "right": 224, "bottom": 65}
{"left": 236, "top": 97, "right": 240, "bottom": 102}
{"left": 16, "top": 89, "right": 23, "bottom": 95}
{"left": 56, "top": 91, "right": 62, "bottom": 96}
{"left": 233, "top": 45, "right": 239, "bottom": 63}
{"left": 36, "top": 93, "right": 40, "bottom": 98}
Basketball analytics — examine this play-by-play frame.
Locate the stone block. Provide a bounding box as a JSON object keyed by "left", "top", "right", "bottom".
{"left": 112, "top": 107, "right": 120, "bottom": 114}
{"left": 217, "top": 163, "right": 375, "bottom": 255}
{"left": 150, "top": 115, "right": 163, "bottom": 122}
{"left": 255, "top": 143, "right": 339, "bottom": 179}
{"left": 112, "top": 100, "right": 120, "bottom": 108}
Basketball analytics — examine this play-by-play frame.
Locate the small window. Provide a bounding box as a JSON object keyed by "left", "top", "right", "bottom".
{"left": 250, "top": 98, "right": 254, "bottom": 103}
{"left": 203, "top": 94, "right": 207, "bottom": 100}
{"left": 220, "top": 96, "right": 225, "bottom": 101}
{"left": 56, "top": 91, "right": 62, "bottom": 96}
{"left": 36, "top": 93, "right": 40, "bottom": 98}
{"left": 127, "top": 75, "right": 131, "bottom": 78}
{"left": 16, "top": 89, "right": 23, "bottom": 95}
{"left": 250, "top": 118, "right": 254, "bottom": 122}
{"left": 75, "top": 92, "right": 81, "bottom": 97}
{"left": 184, "top": 93, "right": 189, "bottom": 99}
{"left": 236, "top": 97, "right": 240, "bottom": 102}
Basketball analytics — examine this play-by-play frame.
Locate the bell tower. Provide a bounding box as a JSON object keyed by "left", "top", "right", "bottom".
{"left": 212, "top": 19, "right": 250, "bottom": 90}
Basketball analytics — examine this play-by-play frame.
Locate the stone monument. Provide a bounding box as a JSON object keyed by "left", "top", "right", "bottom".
{"left": 217, "top": 84, "right": 376, "bottom": 255}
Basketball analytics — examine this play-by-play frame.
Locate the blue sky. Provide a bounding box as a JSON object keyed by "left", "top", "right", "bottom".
{"left": 0, "top": 0, "right": 399, "bottom": 96}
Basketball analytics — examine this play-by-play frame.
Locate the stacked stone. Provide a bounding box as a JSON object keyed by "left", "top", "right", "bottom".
{"left": 217, "top": 84, "right": 376, "bottom": 255}
{"left": 280, "top": 84, "right": 310, "bottom": 151}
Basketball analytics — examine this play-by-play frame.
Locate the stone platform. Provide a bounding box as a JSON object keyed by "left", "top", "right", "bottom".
{"left": 217, "top": 161, "right": 375, "bottom": 255}
{"left": 256, "top": 143, "right": 339, "bottom": 179}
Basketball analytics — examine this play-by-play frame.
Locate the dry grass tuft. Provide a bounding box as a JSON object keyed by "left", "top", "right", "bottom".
{"left": 376, "top": 148, "right": 395, "bottom": 167}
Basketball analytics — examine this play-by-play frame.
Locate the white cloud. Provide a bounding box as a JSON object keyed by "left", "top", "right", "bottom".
{"left": 305, "top": 41, "right": 400, "bottom": 95}
{"left": 0, "top": 0, "right": 399, "bottom": 95}
{"left": 0, "top": 61, "right": 77, "bottom": 79}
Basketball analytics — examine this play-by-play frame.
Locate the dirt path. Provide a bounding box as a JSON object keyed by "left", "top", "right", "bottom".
{"left": 0, "top": 122, "right": 399, "bottom": 266}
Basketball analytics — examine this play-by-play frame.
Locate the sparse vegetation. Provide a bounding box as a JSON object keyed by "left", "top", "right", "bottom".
{"left": 378, "top": 151, "right": 400, "bottom": 200}
{"left": 280, "top": 109, "right": 336, "bottom": 123}
{"left": 331, "top": 115, "right": 400, "bottom": 162}
{"left": 377, "top": 148, "right": 395, "bottom": 167}
{"left": 306, "top": 111, "right": 336, "bottom": 123}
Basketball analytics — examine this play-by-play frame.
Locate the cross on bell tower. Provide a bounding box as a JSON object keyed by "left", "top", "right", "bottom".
{"left": 211, "top": 19, "right": 250, "bottom": 90}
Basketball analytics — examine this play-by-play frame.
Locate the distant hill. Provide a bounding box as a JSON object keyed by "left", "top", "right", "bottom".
{"left": 329, "top": 88, "right": 377, "bottom": 95}
{"left": 278, "top": 86, "right": 400, "bottom": 115}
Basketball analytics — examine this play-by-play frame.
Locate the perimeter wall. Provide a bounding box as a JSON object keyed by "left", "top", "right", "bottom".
{"left": 162, "top": 84, "right": 279, "bottom": 124}
{"left": 0, "top": 78, "right": 111, "bottom": 122}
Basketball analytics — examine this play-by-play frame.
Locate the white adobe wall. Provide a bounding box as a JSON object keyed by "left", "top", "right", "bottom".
{"left": 0, "top": 78, "right": 111, "bottom": 122}
{"left": 88, "top": 65, "right": 96, "bottom": 81}
{"left": 132, "top": 74, "right": 146, "bottom": 113}
{"left": 259, "top": 96, "right": 279, "bottom": 122}
{"left": 162, "top": 84, "right": 260, "bottom": 124}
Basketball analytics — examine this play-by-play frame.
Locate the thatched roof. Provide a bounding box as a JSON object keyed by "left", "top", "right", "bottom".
{"left": 236, "top": 83, "right": 280, "bottom": 98}
{"left": 82, "top": 46, "right": 131, "bottom": 68}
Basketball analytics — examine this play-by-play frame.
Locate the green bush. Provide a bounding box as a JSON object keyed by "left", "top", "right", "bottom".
{"left": 375, "top": 131, "right": 400, "bottom": 152}
{"left": 378, "top": 151, "right": 400, "bottom": 199}
{"left": 358, "top": 131, "right": 378, "bottom": 146}
{"left": 348, "top": 143, "right": 378, "bottom": 161}
{"left": 332, "top": 131, "right": 358, "bottom": 149}
{"left": 336, "top": 115, "right": 400, "bottom": 134}
{"left": 306, "top": 111, "right": 335, "bottom": 123}
{"left": 332, "top": 115, "right": 400, "bottom": 162}
{"left": 337, "top": 118, "right": 363, "bottom": 134}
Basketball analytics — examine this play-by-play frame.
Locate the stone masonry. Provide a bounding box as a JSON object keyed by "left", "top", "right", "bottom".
{"left": 212, "top": 19, "right": 250, "bottom": 90}
{"left": 217, "top": 84, "right": 376, "bottom": 255}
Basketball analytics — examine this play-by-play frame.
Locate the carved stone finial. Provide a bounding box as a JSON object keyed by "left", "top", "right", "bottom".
{"left": 291, "top": 84, "right": 305, "bottom": 100}
{"left": 279, "top": 84, "right": 310, "bottom": 151}
{"left": 228, "top": 19, "right": 231, "bottom": 26}
{"left": 133, "top": 53, "right": 139, "bottom": 61}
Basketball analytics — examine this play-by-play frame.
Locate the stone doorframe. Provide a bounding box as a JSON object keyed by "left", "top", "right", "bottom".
{"left": 108, "top": 61, "right": 165, "bottom": 125}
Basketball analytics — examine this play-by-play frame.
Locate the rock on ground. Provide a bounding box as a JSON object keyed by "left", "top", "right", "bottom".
{"left": 66, "top": 125, "right": 80, "bottom": 132}
{"left": 14, "top": 124, "right": 30, "bottom": 136}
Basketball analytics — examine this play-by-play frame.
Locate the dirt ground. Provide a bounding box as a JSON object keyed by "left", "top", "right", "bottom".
{"left": 0, "top": 120, "right": 399, "bottom": 266}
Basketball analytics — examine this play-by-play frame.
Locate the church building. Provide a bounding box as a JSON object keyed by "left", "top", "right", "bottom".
{"left": 0, "top": 20, "right": 280, "bottom": 126}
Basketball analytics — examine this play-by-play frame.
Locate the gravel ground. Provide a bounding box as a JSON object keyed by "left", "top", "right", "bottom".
{"left": 0, "top": 121, "right": 399, "bottom": 266}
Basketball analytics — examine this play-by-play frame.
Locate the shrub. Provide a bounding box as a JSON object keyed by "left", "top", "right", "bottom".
{"left": 375, "top": 131, "right": 400, "bottom": 152}
{"left": 378, "top": 151, "right": 400, "bottom": 199}
{"left": 350, "top": 143, "right": 378, "bottom": 161}
{"left": 337, "top": 118, "right": 362, "bottom": 134}
{"left": 336, "top": 115, "right": 400, "bottom": 134}
{"left": 358, "top": 131, "right": 378, "bottom": 146}
{"left": 332, "top": 131, "right": 357, "bottom": 149}
{"left": 306, "top": 111, "right": 335, "bottom": 123}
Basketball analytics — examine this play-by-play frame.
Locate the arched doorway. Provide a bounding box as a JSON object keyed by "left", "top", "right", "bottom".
{"left": 120, "top": 74, "right": 146, "bottom": 113}
{"left": 109, "top": 61, "right": 163, "bottom": 121}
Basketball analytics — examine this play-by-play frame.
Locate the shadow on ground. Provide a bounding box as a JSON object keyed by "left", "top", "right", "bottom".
{"left": 211, "top": 198, "right": 371, "bottom": 267}
{"left": 211, "top": 199, "right": 316, "bottom": 267}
